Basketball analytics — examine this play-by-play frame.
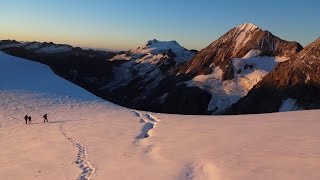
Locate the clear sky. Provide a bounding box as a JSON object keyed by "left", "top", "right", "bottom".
{"left": 0, "top": 0, "right": 319, "bottom": 51}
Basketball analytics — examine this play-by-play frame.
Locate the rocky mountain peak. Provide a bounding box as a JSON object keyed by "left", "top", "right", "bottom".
{"left": 297, "top": 38, "right": 320, "bottom": 57}
{"left": 178, "top": 23, "right": 302, "bottom": 81}
{"left": 231, "top": 23, "right": 261, "bottom": 50}
{"left": 235, "top": 23, "right": 259, "bottom": 32}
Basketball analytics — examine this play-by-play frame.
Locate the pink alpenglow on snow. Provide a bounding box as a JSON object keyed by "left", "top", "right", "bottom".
{"left": 1, "top": 52, "right": 320, "bottom": 180}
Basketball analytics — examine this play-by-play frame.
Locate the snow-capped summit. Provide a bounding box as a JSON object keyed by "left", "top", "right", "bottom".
{"left": 112, "top": 39, "right": 196, "bottom": 64}
{"left": 169, "top": 23, "right": 304, "bottom": 114}
{"left": 103, "top": 39, "right": 196, "bottom": 109}
{"left": 144, "top": 39, "right": 179, "bottom": 47}
{"left": 179, "top": 22, "right": 302, "bottom": 80}
{"left": 235, "top": 22, "right": 259, "bottom": 32}
{"left": 232, "top": 23, "right": 261, "bottom": 50}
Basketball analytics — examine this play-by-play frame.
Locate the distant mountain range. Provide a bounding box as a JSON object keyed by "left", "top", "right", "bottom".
{"left": 1, "top": 23, "right": 319, "bottom": 115}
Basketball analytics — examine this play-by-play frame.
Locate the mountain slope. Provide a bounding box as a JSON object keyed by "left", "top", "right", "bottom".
{"left": 0, "top": 51, "right": 101, "bottom": 100}
{"left": 98, "top": 39, "right": 197, "bottom": 108}
{"left": 0, "top": 39, "right": 199, "bottom": 113}
{"left": 227, "top": 38, "right": 320, "bottom": 114}
{"left": 184, "top": 55, "right": 289, "bottom": 114}
{"left": 0, "top": 40, "right": 118, "bottom": 97}
{"left": 178, "top": 23, "right": 302, "bottom": 81}
{"left": 141, "top": 23, "right": 303, "bottom": 114}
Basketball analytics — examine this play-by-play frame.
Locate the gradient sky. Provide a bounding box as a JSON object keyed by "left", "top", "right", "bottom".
{"left": 0, "top": 0, "right": 319, "bottom": 51}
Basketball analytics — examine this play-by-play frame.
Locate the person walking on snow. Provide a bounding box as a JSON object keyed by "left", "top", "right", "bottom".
{"left": 43, "top": 114, "right": 48, "bottom": 123}
{"left": 28, "top": 116, "right": 32, "bottom": 124}
{"left": 24, "top": 115, "right": 28, "bottom": 124}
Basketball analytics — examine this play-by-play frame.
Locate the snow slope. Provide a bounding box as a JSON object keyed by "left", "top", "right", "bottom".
{"left": 0, "top": 52, "right": 99, "bottom": 101}
{"left": 1, "top": 52, "right": 320, "bottom": 180}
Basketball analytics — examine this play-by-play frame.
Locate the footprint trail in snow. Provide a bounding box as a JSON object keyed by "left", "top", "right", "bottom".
{"left": 59, "top": 123, "right": 95, "bottom": 180}
{"left": 132, "top": 110, "right": 160, "bottom": 142}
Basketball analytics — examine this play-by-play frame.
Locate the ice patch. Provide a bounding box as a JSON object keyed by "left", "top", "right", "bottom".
{"left": 279, "top": 98, "right": 299, "bottom": 112}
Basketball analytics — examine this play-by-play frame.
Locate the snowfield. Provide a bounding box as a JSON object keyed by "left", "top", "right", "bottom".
{"left": 1, "top": 52, "right": 320, "bottom": 180}
{"left": 186, "top": 51, "right": 289, "bottom": 114}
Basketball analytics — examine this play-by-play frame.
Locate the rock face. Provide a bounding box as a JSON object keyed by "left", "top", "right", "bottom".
{"left": 166, "top": 23, "right": 303, "bottom": 114}
{"left": 178, "top": 23, "right": 302, "bottom": 81}
{"left": 227, "top": 38, "right": 320, "bottom": 114}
